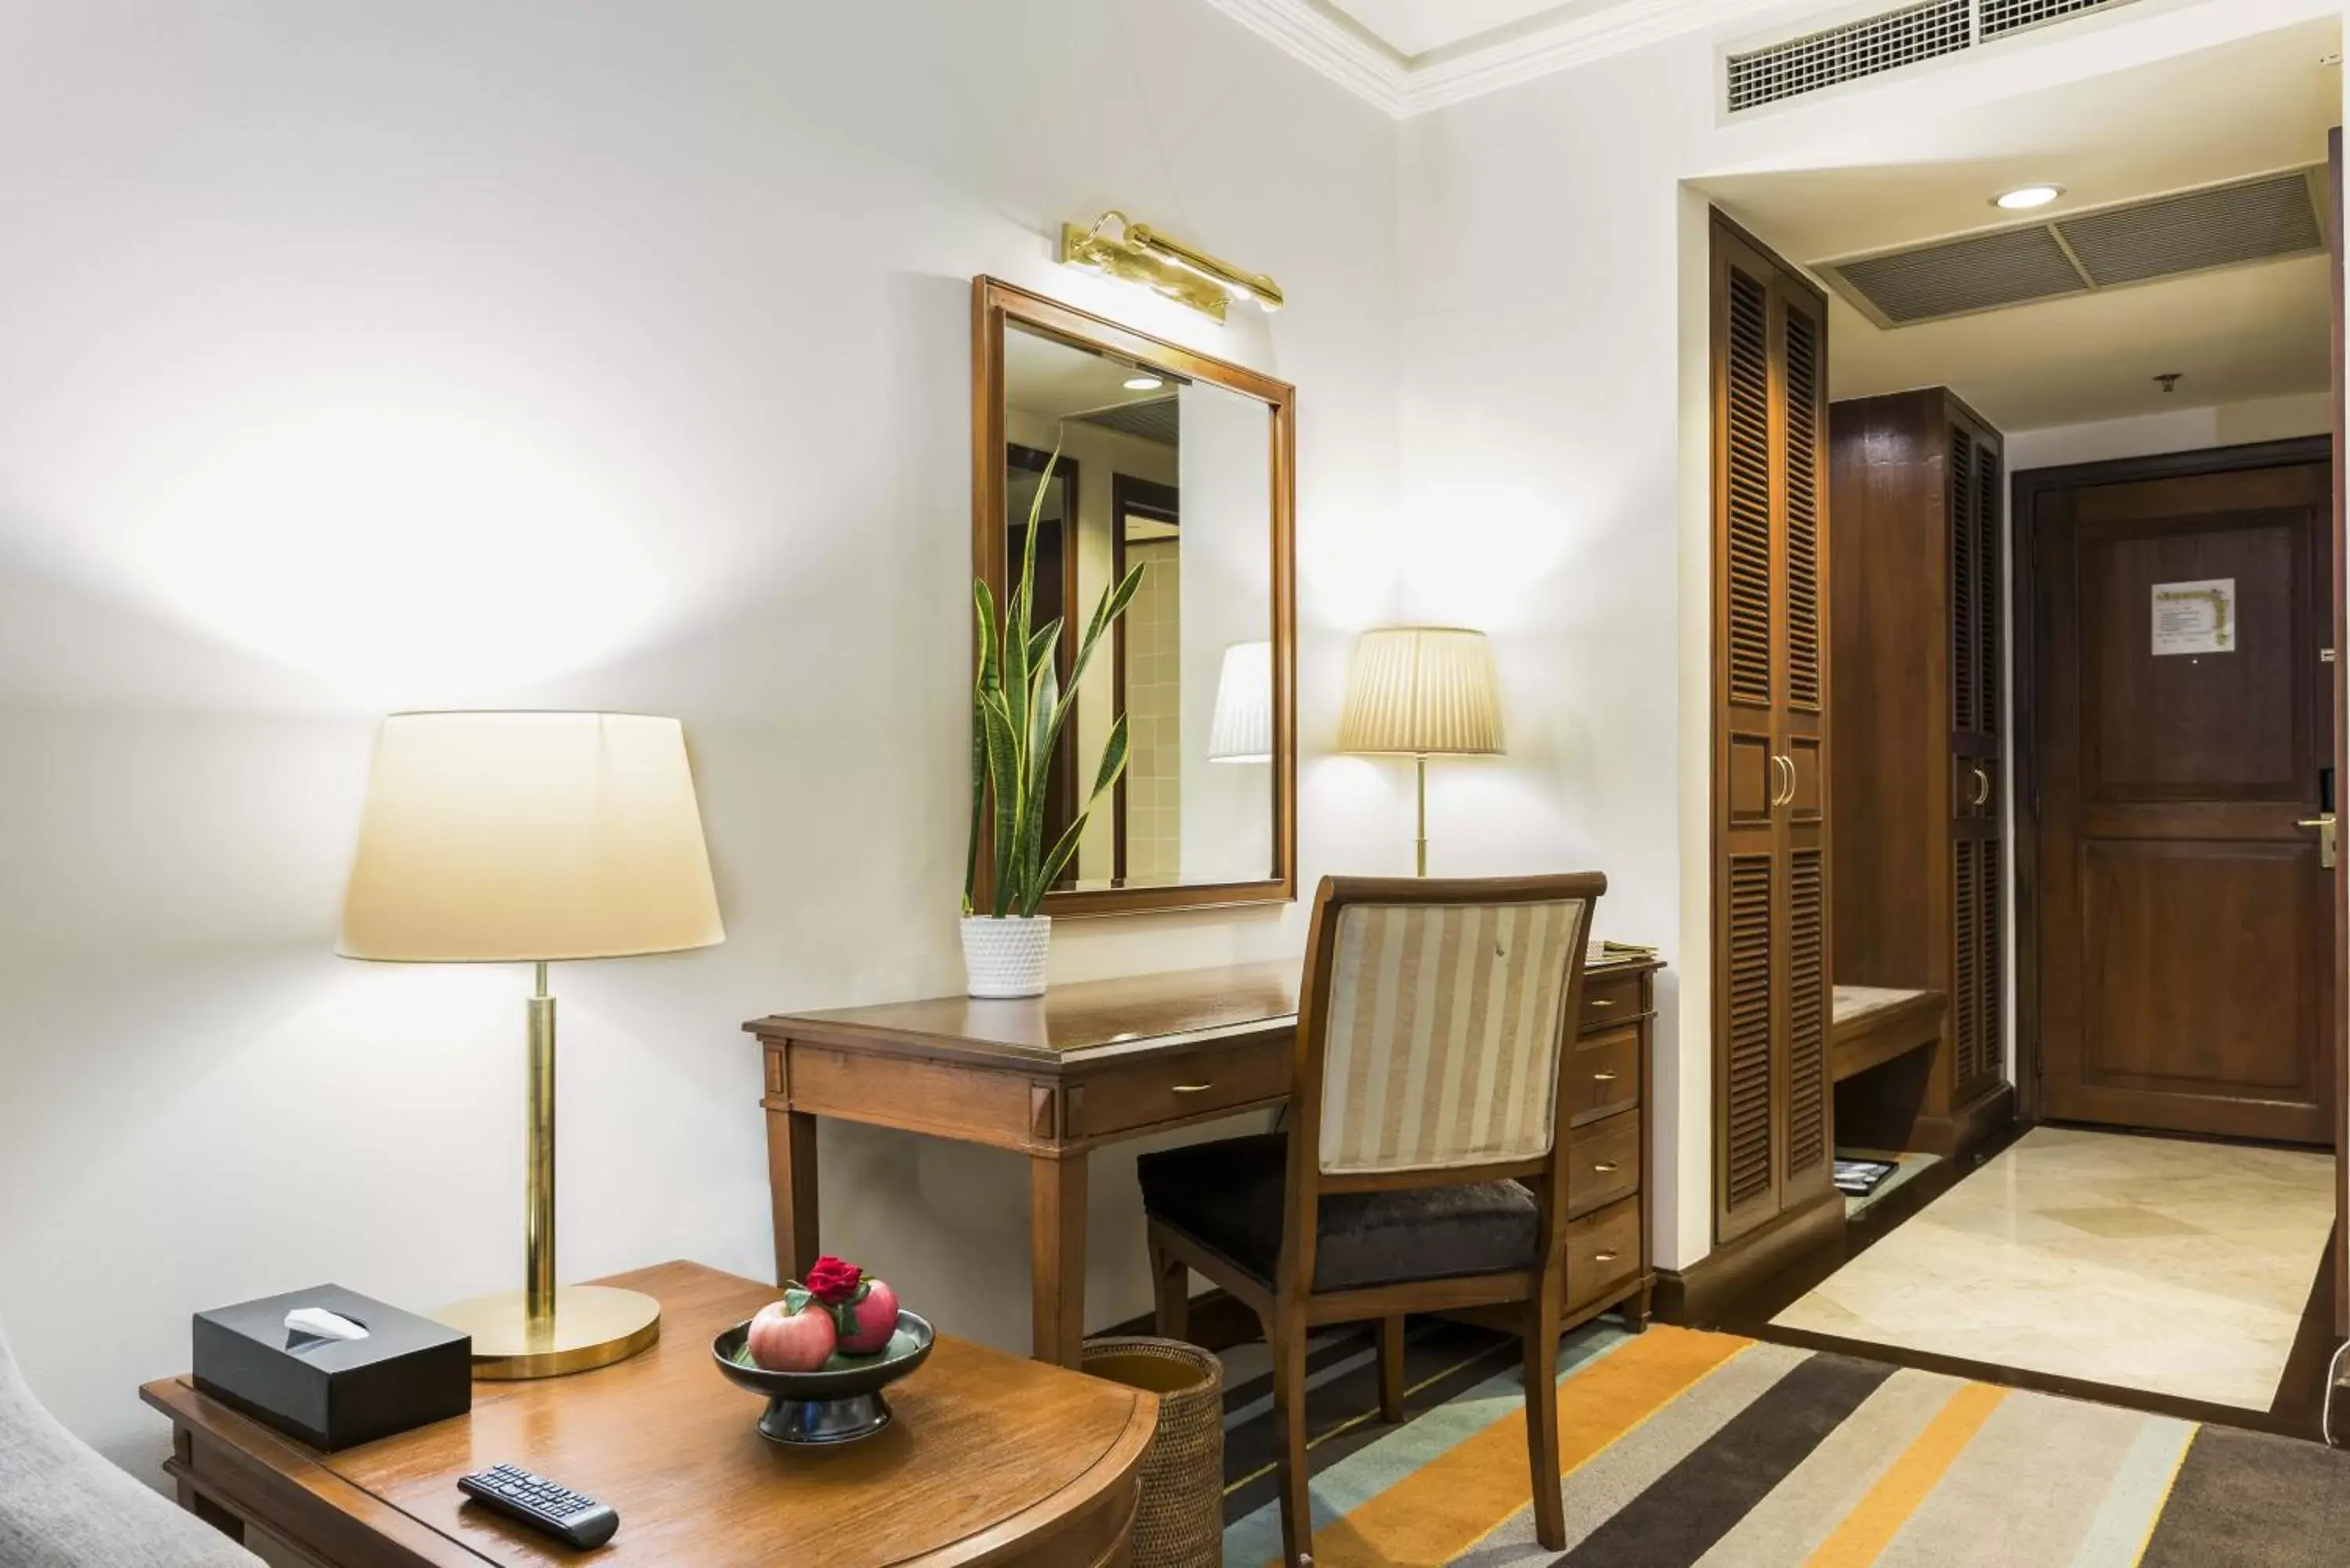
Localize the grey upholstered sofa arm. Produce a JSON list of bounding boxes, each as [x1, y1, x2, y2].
[[0, 1321, 261, 1566]]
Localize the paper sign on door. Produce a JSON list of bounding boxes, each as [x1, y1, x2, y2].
[[2151, 578, 2235, 656]]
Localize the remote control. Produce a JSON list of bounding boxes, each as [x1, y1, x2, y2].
[[457, 1462, 618, 1549]]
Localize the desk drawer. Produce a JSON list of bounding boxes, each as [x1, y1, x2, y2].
[[1565, 1196, 1642, 1310], [1566, 1111, 1641, 1217], [1565, 1028, 1640, 1126], [1067, 1044, 1289, 1139], [1578, 971, 1645, 1035]]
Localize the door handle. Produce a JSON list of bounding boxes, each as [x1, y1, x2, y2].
[[2297, 814, 2339, 870], [1969, 766, 1991, 810], [1770, 754, 1796, 807]]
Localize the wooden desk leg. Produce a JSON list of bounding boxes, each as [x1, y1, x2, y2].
[[767, 1107, 820, 1287], [1029, 1153, 1089, 1367]]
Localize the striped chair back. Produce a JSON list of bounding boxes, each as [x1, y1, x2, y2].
[[1313, 882, 1598, 1176]]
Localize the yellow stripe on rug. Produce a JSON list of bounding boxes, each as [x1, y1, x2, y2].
[[1802, 1381, 2007, 1568], [1270, 1324, 1752, 1568]]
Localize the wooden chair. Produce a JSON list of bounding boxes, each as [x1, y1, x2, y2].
[[1138, 873, 1604, 1566]]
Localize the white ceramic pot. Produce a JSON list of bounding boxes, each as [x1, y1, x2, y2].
[[960, 915, 1051, 999]]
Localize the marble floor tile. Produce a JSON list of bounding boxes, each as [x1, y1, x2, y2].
[[1772, 1126, 2332, 1410]]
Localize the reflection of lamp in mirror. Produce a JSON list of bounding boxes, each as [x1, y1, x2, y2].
[[1337, 627, 1503, 876], [340, 712, 724, 1378], [1207, 640, 1274, 764]]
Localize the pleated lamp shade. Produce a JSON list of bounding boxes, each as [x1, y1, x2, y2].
[[1336, 627, 1504, 756], [340, 712, 725, 963], [1206, 640, 1274, 763]]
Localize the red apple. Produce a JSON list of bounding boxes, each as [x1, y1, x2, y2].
[[837, 1278, 900, 1356], [746, 1294, 836, 1372]]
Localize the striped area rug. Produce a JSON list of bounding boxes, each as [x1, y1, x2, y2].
[[1217, 1318, 2350, 1566]]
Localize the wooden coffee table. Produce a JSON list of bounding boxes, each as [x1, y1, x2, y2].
[[143, 1261, 1155, 1567]]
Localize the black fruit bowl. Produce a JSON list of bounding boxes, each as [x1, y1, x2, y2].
[[710, 1310, 935, 1446]]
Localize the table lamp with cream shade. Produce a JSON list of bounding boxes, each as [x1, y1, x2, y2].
[[339, 711, 724, 1378], [1336, 627, 1504, 875]]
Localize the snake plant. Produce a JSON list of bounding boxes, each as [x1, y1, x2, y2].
[[966, 444, 1146, 918]]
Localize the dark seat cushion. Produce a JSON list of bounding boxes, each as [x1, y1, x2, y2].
[[1137, 1131, 1538, 1293]]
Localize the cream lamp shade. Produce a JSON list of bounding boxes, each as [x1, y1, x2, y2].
[[340, 711, 724, 963], [1206, 640, 1274, 763], [1336, 627, 1503, 756]]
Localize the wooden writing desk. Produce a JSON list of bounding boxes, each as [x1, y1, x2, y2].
[[144, 1262, 1154, 1568], [749, 964, 1299, 1367], [747, 952, 1662, 1367]]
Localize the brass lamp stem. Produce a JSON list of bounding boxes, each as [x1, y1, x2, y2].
[[525, 960, 555, 1328], [1415, 753, 1429, 878]]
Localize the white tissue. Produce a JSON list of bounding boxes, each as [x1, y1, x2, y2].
[[285, 1306, 370, 1342]]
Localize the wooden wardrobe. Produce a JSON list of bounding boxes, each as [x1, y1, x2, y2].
[[1828, 388, 2013, 1156], [1708, 214, 1838, 1252]]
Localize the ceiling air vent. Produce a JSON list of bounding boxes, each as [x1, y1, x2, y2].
[[1835, 227, 2085, 324], [1824, 167, 2327, 328], [2054, 173, 2325, 286], [1729, 0, 2140, 113], [1979, 0, 2131, 39]]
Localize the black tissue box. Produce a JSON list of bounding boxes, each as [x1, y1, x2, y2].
[[193, 1285, 470, 1450]]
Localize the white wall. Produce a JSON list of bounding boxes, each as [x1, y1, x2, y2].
[[0, 0, 1405, 1472], [2007, 390, 2334, 471]]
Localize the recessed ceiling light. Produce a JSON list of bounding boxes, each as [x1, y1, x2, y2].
[[1994, 184, 2065, 211], [1123, 376, 1164, 391]]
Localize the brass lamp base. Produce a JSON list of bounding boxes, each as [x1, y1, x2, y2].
[[436, 1284, 662, 1381]]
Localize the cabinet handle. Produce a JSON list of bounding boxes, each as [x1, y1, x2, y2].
[[1171, 1082, 1215, 1094], [1593, 1251, 1620, 1263], [1591, 1070, 1618, 1083], [1589, 998, 1615, 1010], [1969, 766, 1991, 808], [1592, 1161, 1620, 1174], [1770, 754, 1798, 807]]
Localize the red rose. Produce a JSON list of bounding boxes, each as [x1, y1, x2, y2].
[[804, 1255, 863, 1304]]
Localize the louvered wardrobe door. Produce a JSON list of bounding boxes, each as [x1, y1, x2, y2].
[[1950, 426, 1979, 735], [1713, 225, 1784, 1244], [1777, 292, 1833, 1207], [1974, 440, 2001, 740], [1712, 215, 1833, 1242]]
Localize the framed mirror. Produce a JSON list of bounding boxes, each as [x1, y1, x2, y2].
[[971, 276, 1296, 916]]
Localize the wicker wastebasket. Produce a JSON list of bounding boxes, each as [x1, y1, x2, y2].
[[1081, 1336, 1223, 1568]]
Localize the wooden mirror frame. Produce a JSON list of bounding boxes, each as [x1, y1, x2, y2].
[[971, 275, 1297, 916]]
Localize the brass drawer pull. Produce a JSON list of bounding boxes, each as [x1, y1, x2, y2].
[[1592, 1161, 1620, 1174], [1589, 999, 1615, 1010], [1593, 1250, 1620, 1263], [1170, 1082, 1216, 1094], [1591, 1071, 1618, 1083]]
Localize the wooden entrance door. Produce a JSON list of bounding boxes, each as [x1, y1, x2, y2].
[[2031, 457, 2336, 1143]]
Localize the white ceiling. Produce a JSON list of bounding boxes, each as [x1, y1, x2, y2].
[[1700, 16, 2341, 431], [1320, 0, 1640, 60], [1197, 0, 1792, 115]]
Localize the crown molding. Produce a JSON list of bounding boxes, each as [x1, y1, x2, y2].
[[1201, 0, 1800, 117], [1198, 0, 1410, 116]]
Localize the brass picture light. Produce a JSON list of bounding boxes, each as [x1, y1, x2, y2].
[[1058, 210, 1284, 322]]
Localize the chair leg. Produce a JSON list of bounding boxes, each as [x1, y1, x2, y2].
[[1376, 1314, 1407, 1424], [1524, 1271, 1567, 1550], [1270, 1309, 1316, 1566], [1148, 1229, 1190, 1342]]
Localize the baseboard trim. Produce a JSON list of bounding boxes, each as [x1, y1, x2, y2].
[[1654, 1190, 1845, 1328], [1915, 1081, 2016, 1160]]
